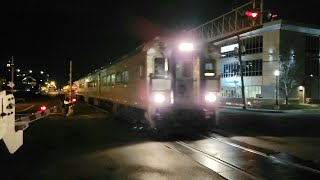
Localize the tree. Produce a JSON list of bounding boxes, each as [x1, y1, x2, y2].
[[278, 59, 303, 104]]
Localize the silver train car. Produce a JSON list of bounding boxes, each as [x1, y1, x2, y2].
[[74, 36, 220, 130]]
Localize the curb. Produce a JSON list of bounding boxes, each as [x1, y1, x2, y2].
[[220, 106, 284, 113]]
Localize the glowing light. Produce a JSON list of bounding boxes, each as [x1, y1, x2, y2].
[[40, 105, 47, 111], [16, 69, 20, 72], [205, 92, 217, 103], [71, 98, 76, 103], [153, 93, 166, 104], [221, 44, 238, 53], [245, 10, 258, 18], [40, 71, 44, 74], [29, 70, 32, 73], [178, 43, 194, 51], [274, 70, 280, 76], [204, 73, 215, 77]]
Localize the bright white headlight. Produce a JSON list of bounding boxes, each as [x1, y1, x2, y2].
[[153, 93, 166, 104], [178, 42, 194, 51], [205, 92, 216, 103]]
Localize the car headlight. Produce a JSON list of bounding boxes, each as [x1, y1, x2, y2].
[[153, 93, 166, 104], [205, 92, 216, 103]]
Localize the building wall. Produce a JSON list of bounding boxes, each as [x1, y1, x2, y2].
[[219, 20, 320, 104]]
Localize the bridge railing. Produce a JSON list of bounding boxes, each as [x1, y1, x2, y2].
[[188, 0, 263, 43]]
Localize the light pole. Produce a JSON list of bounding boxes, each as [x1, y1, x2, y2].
[[274, 70, 280, 106]]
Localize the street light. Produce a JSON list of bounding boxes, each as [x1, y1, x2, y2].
[[274, 70, 280, 105]]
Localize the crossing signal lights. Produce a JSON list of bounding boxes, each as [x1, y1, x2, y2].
[[245, 10, 259, 20], [264, 10, 279, 22]]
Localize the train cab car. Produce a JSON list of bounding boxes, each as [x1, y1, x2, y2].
[[74, 36, 220, 132]]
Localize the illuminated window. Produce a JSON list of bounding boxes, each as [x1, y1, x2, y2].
[[221, 59, 262, 78], [107, 75, 111, 85], [116, 73, 122, 83], [111, 74, 116, 85], [122, 71, 129, 84], [220, 35, 263, 58], [102, 76, 107, 86], [245, 86, 262, 98]]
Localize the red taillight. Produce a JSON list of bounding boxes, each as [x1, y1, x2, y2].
[[71, 98, 76, 103], [40, 105, 47, 111]]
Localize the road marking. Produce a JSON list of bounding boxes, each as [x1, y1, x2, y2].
[[17, 105, 34, 112]]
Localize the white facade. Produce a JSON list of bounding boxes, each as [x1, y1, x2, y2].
[[216, 20, 320, 104]]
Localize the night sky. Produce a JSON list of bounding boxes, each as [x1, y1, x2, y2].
[[0, 0, 318, 85]]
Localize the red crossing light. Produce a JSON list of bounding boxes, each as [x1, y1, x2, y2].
[[71, 98, 76, 103], [40, 105, 47, 112], [245, 10, 259, 19]]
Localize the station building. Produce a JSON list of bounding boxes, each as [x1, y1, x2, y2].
[[216, 19, 320, 104]]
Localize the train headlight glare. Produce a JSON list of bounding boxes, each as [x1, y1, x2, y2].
[[178, 42, 194, 51], [153, 93, 166, 104], [205, 92, 216, 103]]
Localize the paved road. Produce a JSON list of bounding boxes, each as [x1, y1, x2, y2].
[[1, 102, 224, 180]]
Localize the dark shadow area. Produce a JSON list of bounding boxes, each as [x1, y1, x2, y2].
[[0, 102, 150, 179], [213, 110, 320, 138]]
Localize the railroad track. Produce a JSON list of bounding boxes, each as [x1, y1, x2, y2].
[[165, 132, 320, 180]]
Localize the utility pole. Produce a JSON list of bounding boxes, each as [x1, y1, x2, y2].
[[237, 35, 246, 109], [11, 56, 14, 84], [69, 60, 72, 100]]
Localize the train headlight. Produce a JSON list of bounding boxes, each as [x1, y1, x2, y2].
[[205, 92, 217, 103], [153, 93, 166, 104], [178, 42, 194, 52]]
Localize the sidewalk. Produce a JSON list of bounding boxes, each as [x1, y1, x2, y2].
[[220, 105, 285, 113], [221, 105, 320, 113]]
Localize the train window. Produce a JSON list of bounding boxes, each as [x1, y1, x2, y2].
[[205, 63, 213, 70], [102, 76, 107, 86], [111, 74, 116, 85], [122, 71, 129, 84], [107, 75, 111, 85], [154, 58, 165, 75], [116, 73, 122, 83]]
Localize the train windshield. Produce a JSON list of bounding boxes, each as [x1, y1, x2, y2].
[[154, 58, 166, 75]]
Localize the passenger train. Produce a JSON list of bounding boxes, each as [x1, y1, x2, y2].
[[74, 36, 221, 132]]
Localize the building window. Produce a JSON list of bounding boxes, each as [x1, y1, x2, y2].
[[220, 35, 263, 58], [221, 59, 262, 78], [245, 86, 261, 98]]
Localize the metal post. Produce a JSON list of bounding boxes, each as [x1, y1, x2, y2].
[[276, 76, 279, 105], [11, 56, 14, 93], [238, 35, 246, 109]]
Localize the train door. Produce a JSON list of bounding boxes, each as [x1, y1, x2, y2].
[[174, 59, 196, 107]]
